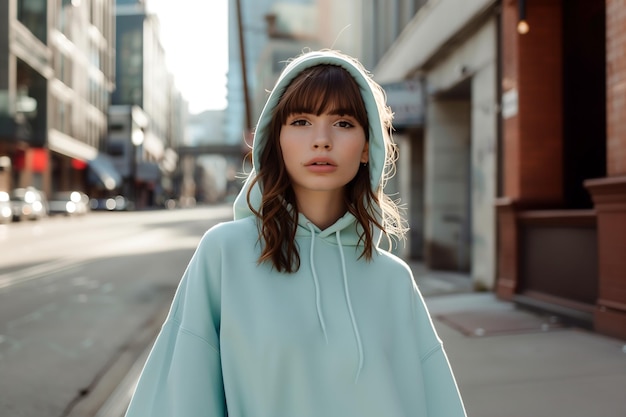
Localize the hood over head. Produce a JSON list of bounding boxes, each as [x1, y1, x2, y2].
[[233, 49, 391, 244]]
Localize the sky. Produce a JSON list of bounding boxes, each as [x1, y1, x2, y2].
[[147, 0, 229, 114]]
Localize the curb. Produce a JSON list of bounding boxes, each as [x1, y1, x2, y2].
[[64, 306, 169, 417], [93, 343, 151, 417]]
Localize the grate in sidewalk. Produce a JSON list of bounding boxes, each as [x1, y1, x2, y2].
[[436, 309, 565, 337]]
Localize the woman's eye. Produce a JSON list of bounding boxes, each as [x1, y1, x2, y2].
[[290, 119, 309, 126], [336, 120, 354, 128]]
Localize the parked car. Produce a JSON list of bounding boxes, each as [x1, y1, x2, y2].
[[10, 187, 48, 221], [48, 191, 90, 216], [0, 191, 12, 224], [89, 195, 131, 211]]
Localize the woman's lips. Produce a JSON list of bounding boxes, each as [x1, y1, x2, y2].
[[305, 158, 337, 172]]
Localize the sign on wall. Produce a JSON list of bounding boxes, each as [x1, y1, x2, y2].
[[502, 88, 518, 119], [381, 79, 425, 128]]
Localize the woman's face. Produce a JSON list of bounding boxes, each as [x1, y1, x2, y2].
[[279, 111, 368, 201]]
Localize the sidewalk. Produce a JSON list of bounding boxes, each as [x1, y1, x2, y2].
[[408, 261, 626, 417]]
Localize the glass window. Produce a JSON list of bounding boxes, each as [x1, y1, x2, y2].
[[18, 0, 48, 42], [107, 142, 125, 156]]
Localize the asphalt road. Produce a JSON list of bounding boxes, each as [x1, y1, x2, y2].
[[0, 204, 233, 417]]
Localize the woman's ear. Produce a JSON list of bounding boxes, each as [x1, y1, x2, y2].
[[360, 142, 369, 163]]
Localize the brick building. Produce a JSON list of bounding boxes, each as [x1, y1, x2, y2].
[[496, 0, 626, 340], [587, 0, 626, 338]]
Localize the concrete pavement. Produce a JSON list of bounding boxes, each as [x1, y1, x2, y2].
[[89, 260, 626, 417], [410, 261, 626, 417]]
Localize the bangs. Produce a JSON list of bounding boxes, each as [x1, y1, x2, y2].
[[275, 65, 369, 134]]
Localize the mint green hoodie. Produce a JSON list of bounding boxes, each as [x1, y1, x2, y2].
[[124, 50, 466, 417]]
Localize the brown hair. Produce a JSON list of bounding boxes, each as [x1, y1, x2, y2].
[[248, 61, 405, 272]]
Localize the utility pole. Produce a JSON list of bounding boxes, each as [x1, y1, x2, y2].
[[235, 0, 252, 137]]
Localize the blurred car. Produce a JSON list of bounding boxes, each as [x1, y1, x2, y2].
[[48, 191, 90, 216], [10, 187, 48, 221], [89, 195, 131, 211], [0, 191, 12, 224]]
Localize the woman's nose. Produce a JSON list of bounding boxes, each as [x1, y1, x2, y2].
[[312, 126, 332, 149]]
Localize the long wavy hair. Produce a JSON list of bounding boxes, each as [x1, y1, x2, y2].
[[248, 59, 406, 273]]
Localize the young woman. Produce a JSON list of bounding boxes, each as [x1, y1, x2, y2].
[[124, 49, 466, 417]]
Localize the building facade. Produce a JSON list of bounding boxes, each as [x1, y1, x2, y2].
[[0, 0, 120, 197], [112, 0, 182, 208], [375, 0, 499, 288], [376, 0, 625, 339], [585, 0, 626, 340], [494, 0, 625, 340]]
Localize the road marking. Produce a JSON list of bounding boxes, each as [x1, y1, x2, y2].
[[0, 228, 173, 290], [0, 259, 84, 290]]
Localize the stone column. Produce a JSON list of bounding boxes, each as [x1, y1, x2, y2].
[[585, 177, 626, 339]]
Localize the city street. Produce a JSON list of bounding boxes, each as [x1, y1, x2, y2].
[[2, 204, 625, 417], [0, 205, 232, 417]]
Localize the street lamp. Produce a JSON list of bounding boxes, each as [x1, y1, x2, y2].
[[517, 0, 529, 34]]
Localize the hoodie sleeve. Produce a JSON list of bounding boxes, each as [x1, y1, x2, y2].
[[412, 285, 467, 417], [124, 230, 226, 417]]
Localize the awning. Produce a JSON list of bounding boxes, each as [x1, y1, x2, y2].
[[48, 130, 98, 160], [88, 154, 122, 190], [48, 129, 122, 190]]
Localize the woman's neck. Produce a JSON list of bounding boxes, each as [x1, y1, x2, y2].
[[295, 191, 345, 230]]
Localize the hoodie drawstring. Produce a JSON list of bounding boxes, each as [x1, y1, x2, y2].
[[307, 223, 364, 383], [308, 223, 328, 344], [336, 230, 364, 383]]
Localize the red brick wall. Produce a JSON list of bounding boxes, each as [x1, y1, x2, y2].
[[502, 2, 521, 198], [583, 0, 626, 340], [606, 0, 626, 176], [501, 0, 563, 205]]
